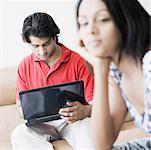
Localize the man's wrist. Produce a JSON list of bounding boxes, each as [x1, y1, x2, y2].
[[84, 104, 92, 117]]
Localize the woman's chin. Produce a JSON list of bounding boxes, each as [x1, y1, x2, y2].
[[88, 49, 106, 57]]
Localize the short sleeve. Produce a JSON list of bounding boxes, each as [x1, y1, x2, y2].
[[142, 51, 151, 132], [77, 57, 94, 102], [16, 61, 28, 101]]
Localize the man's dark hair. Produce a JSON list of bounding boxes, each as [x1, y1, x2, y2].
[[22, 12, 60, 44], [76, 0, 150, 62]]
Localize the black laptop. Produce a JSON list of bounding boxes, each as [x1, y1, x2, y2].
[[19, 80, 88, 126]]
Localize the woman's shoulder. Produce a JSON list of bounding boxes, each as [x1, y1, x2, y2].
[[141, 50, 151, 133], [142, 50, 151, 95], [142, 50, 151, 73], [143, 50, 151, 65]]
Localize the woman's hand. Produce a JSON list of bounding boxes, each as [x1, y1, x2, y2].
[[75, 46, 111, 71], [59, 102, 91, 123]]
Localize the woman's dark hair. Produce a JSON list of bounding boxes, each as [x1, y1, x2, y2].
[[22, 12, 60, 44], [76, 0, 151, 62]]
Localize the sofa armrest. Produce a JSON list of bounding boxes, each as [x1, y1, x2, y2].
[[0, 67, 17, 106]]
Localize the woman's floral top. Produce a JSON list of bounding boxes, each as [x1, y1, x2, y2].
[[110, 51, 151, 133]]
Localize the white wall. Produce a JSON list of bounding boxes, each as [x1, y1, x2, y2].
[[138, 0, 151, 15], [0, 0, 78, 67], [0, 0, 150, 67]]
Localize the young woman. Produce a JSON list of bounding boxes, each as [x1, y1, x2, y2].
[[76, 0, 151, 149]]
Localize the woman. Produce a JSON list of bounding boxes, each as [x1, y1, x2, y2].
[[76, 0, 151, 149]]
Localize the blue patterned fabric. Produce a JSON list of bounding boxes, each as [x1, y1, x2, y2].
[[110, 51, 151, 133], [113, 138, 151, 150], [110, 51, 151, 149]]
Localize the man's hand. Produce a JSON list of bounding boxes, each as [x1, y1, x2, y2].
[[58, 101, 91, 123]]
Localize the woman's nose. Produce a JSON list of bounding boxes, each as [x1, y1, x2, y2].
[[87, 21, 98, 34]]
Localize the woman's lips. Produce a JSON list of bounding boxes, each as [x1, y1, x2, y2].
[[88, 40, 101, 47]]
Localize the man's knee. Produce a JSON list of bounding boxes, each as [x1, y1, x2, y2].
[[11, 124, 27, 141]]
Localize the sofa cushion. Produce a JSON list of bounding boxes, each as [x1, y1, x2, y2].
[[0, 67, 17, 106], [0, 142, 12, 150], [52, 140, 72, 150], [124, 112, 133, 122], [0, 104, 23, 144], [116, 121, 151, 144]]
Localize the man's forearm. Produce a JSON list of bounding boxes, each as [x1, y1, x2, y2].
[[85, 104, 92, 117]]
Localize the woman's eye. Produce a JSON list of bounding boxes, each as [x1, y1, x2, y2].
[[78, 17, 88, 26], [96, 18, 110, 23], [79, 22, 88, 26]]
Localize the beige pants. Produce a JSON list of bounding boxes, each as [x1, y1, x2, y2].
[[11, 117, 95, 150]]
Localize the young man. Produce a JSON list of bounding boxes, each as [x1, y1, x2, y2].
[[11, 12, 94, 150]]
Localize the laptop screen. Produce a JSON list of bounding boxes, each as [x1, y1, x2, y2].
[[19, 80, 86, 125]]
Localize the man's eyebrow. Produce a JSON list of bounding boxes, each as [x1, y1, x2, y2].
[[41, 39, 51, 45], [44, 39, 51, 44]]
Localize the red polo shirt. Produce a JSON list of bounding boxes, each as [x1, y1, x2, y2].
[[16, 44, 94, 102]]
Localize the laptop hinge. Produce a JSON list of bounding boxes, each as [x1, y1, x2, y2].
[[25, 114, 61, 126]]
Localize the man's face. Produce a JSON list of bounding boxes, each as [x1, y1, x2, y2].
[[29, 36, 56, 61]]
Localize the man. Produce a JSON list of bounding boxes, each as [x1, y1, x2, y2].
[[11, 12, 94, 150]]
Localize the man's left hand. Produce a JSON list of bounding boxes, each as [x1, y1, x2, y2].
[[58, 101, 91, 123]]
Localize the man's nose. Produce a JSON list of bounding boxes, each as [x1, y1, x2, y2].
[[39, 46, 46, 55]]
